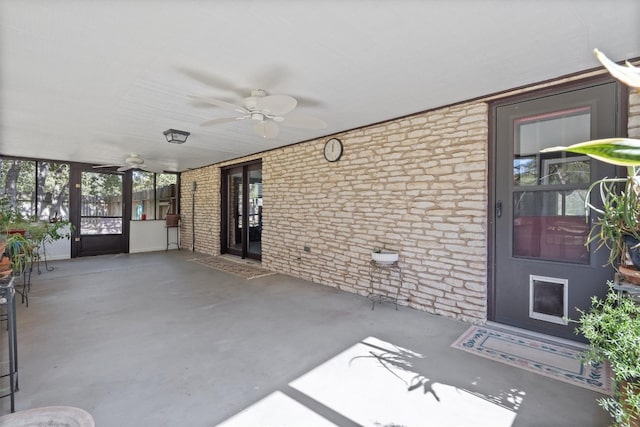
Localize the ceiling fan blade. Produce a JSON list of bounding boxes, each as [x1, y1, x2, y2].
[[253, 95, 297, 116], [178, 68, 247, 97], [250, 65, 288, 90], [188, 95, 248, 113], [290, 95, 324, 108], [280, 112, 327, 129], [141, 165, 165, 174], [200, 117, 244, 127], [117, 165, 134, 172], [92, 164, 119, 169], [253, 120, 279, 139]]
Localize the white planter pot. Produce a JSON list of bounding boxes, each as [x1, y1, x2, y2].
[[371, 251, 398, 264]]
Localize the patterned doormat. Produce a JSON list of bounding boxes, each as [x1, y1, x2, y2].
[[189, 256, 275, 280], [451, 325, 613, 395]]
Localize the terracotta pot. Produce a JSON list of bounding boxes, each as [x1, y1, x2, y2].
[[0, 245, 11, 278], [0, 256, 10, 272], [619, 265, 640, 285], [619, 380, 640, 427], [165, 214, 180, 227]]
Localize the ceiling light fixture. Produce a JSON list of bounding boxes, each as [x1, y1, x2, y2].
[[163, 129, 190, 144]]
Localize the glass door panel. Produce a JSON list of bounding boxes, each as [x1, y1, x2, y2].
[[226, 169, 243, 255], [512, 108, 592, 264], [80, 172, 123, 235], [247, 166, 262, 258], [222, 162, 262, 260]]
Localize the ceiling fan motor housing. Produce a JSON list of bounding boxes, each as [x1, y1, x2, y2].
[[125, 154, 144, 165]]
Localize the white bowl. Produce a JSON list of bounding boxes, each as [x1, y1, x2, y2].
[[371, 251, 399, 264]]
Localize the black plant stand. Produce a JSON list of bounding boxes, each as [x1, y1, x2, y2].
[[613, 273, 640, 303], [0, 276, 18, 413], [368, 260, 402, 310], [166, 225, 180, 251]]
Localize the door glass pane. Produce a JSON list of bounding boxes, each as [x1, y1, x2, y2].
[[514, 107, 591, 186], [80, 172, 123, 235], [514, 190, 589, 263], [227, 170, 243, 252], [512, 107, 591, 264], [248, 168, 262, 256]]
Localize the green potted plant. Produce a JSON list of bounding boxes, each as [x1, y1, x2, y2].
[[576, 284, 640, 427], [0, 196, 31, 276], [542, 49, 640, 279], [3, 230, 33, 277], [543, 48, 640, 426], [0, 195, 29, 235], [22, 219, 73, 270], [582, 169, 640, 280], [26, 218, 74, 244]]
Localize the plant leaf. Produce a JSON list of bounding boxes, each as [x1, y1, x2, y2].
[[541, 138, 640, 166], [594, 49, 640, 88]]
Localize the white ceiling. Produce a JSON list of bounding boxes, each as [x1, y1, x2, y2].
[[1, 1, 639, 172]]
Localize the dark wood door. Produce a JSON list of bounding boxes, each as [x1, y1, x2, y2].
[[72, 169, 128, 257], [492, 80, 620, 340]]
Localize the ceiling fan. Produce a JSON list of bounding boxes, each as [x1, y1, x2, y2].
[[191, 89, 327, 139], [93, 153, 164, 173]]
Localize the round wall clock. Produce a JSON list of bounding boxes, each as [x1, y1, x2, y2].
[[324, 138, 343, 162]]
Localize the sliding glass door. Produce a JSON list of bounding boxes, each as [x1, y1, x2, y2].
[[222, 161, 262, 260]]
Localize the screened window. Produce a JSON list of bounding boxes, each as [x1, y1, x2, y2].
[[0, 158, 70, 221], [157, 174, 178, 219], [131, 171, 178, 220], [132, 171, 154, 220], [38, 162, 71, 220]]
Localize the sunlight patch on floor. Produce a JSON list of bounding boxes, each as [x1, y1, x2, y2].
[[216, 336, 521, 427], [216, 391, 337, 427], [291, 337, 518, 427]]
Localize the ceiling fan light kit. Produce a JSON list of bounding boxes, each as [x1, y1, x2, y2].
[[163, 129, 190, 144], [193, 87, 327, 139], [93, 153, 164, 174]]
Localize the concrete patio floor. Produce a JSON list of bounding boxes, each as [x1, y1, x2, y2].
[[0, 251, 609, 426]]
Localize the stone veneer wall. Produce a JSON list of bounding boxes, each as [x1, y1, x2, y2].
[[179, 87, 637, 324], [181, 85, 640, 321], [179, 153, 263, 256], [630, 90, 640, 139], [181, 101, 489, 323]]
